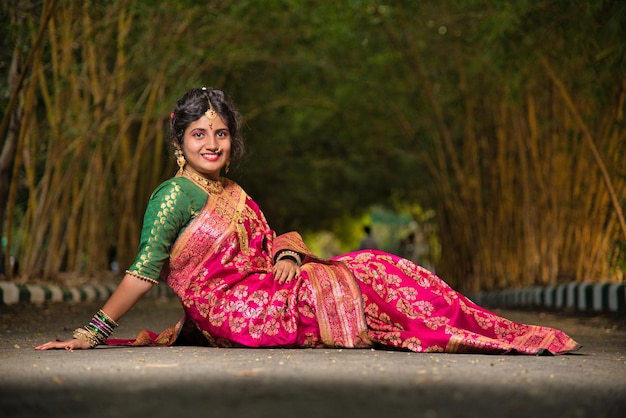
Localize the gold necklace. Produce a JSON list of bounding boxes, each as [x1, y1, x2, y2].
[[183, 169, 248, 254], [181, 170, 224, 194]]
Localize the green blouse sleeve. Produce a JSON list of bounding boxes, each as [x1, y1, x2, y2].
[[126, 178, 207, 283]]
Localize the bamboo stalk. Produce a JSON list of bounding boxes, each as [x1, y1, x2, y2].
[[0, 0, 59, 153], [539, 55, 626, 242]]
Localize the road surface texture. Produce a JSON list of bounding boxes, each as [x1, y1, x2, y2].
[[1, 297, 625, 418]]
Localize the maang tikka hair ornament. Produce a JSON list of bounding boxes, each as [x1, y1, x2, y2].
[[204, 97, 217, 129]]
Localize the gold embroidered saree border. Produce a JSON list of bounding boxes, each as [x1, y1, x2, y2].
[[273, 231, 371, 348], [444, 324, 582, 355], [169, 179, 242, 263], [303, 261, 372, 348], [272, 231, 313, 260]]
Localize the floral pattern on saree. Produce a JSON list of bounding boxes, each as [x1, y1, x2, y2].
[[333, 251, 580, 354]]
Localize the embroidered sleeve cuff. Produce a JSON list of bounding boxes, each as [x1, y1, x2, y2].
[[125, 270, 159, 285]]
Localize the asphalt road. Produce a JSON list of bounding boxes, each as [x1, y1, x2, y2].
[[1, 297, 625, 418]]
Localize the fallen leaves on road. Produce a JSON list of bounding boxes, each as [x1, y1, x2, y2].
[[144, 363, 180, 368], [229, 368, 263, 377]]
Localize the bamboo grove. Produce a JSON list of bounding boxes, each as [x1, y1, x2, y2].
[[1, 0, 624, 293]]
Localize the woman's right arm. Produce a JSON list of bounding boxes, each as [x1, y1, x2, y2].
[[35, 179, 196, 350], [34, 274, 154, 350]]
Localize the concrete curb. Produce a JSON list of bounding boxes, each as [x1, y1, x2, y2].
[[2, 280, 624, 314], [0, 281, 175, 305], [469, 282, 626, 313]]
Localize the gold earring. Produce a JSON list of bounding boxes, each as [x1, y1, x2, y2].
[[175, 149, 186, 174], [225, 160, 231, 174]]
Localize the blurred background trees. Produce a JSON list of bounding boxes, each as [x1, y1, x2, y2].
[[1, 0, 624, 292]]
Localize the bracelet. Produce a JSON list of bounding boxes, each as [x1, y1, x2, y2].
[[73, 327, 100, 348], [96, 309, 120, 328], [276, 250, 302, 266], [73, 309, 119, 348]]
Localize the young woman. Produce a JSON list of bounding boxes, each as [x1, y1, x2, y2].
[[36, 87, 580, 355]]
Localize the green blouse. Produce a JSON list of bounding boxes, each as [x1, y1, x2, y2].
[[126, 177, 208, 283]]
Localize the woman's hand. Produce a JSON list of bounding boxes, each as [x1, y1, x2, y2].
[[273, 259, 301, 285], [35, 338, 92, 351]]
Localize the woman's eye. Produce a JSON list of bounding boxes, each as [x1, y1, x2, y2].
[[193, 132, 204, 138]]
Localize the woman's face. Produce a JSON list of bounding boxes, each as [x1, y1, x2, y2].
[[180, 113, 231, 180]]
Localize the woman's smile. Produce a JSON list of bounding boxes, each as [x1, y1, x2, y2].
[[200, 149, 222, 161]]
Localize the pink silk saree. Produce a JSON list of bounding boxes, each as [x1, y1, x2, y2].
[[110, 179, 580, 355]]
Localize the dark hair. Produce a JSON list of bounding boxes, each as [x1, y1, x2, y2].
[[169, 87, 245, 164]]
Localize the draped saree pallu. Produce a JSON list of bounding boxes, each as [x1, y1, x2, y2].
[[109, 179, 371, 349], [109, 179, 580, 355]]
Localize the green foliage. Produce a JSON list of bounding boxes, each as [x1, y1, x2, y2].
[[1, 0, 624, 286]]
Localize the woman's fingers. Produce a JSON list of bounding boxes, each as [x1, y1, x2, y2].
[[273, 260, 300, 284], [34, 340, 66, 350], [34, 338, 91, 350], [276, 267, 291, 284]]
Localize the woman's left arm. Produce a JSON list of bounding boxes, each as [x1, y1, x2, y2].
[[271, 231, 314, 285]]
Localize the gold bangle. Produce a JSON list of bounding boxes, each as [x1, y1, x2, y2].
[[73, 327, 99, 348]]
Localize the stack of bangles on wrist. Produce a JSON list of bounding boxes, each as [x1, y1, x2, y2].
[[275, 250, 302, 266], [73, 309, 119, 348]]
